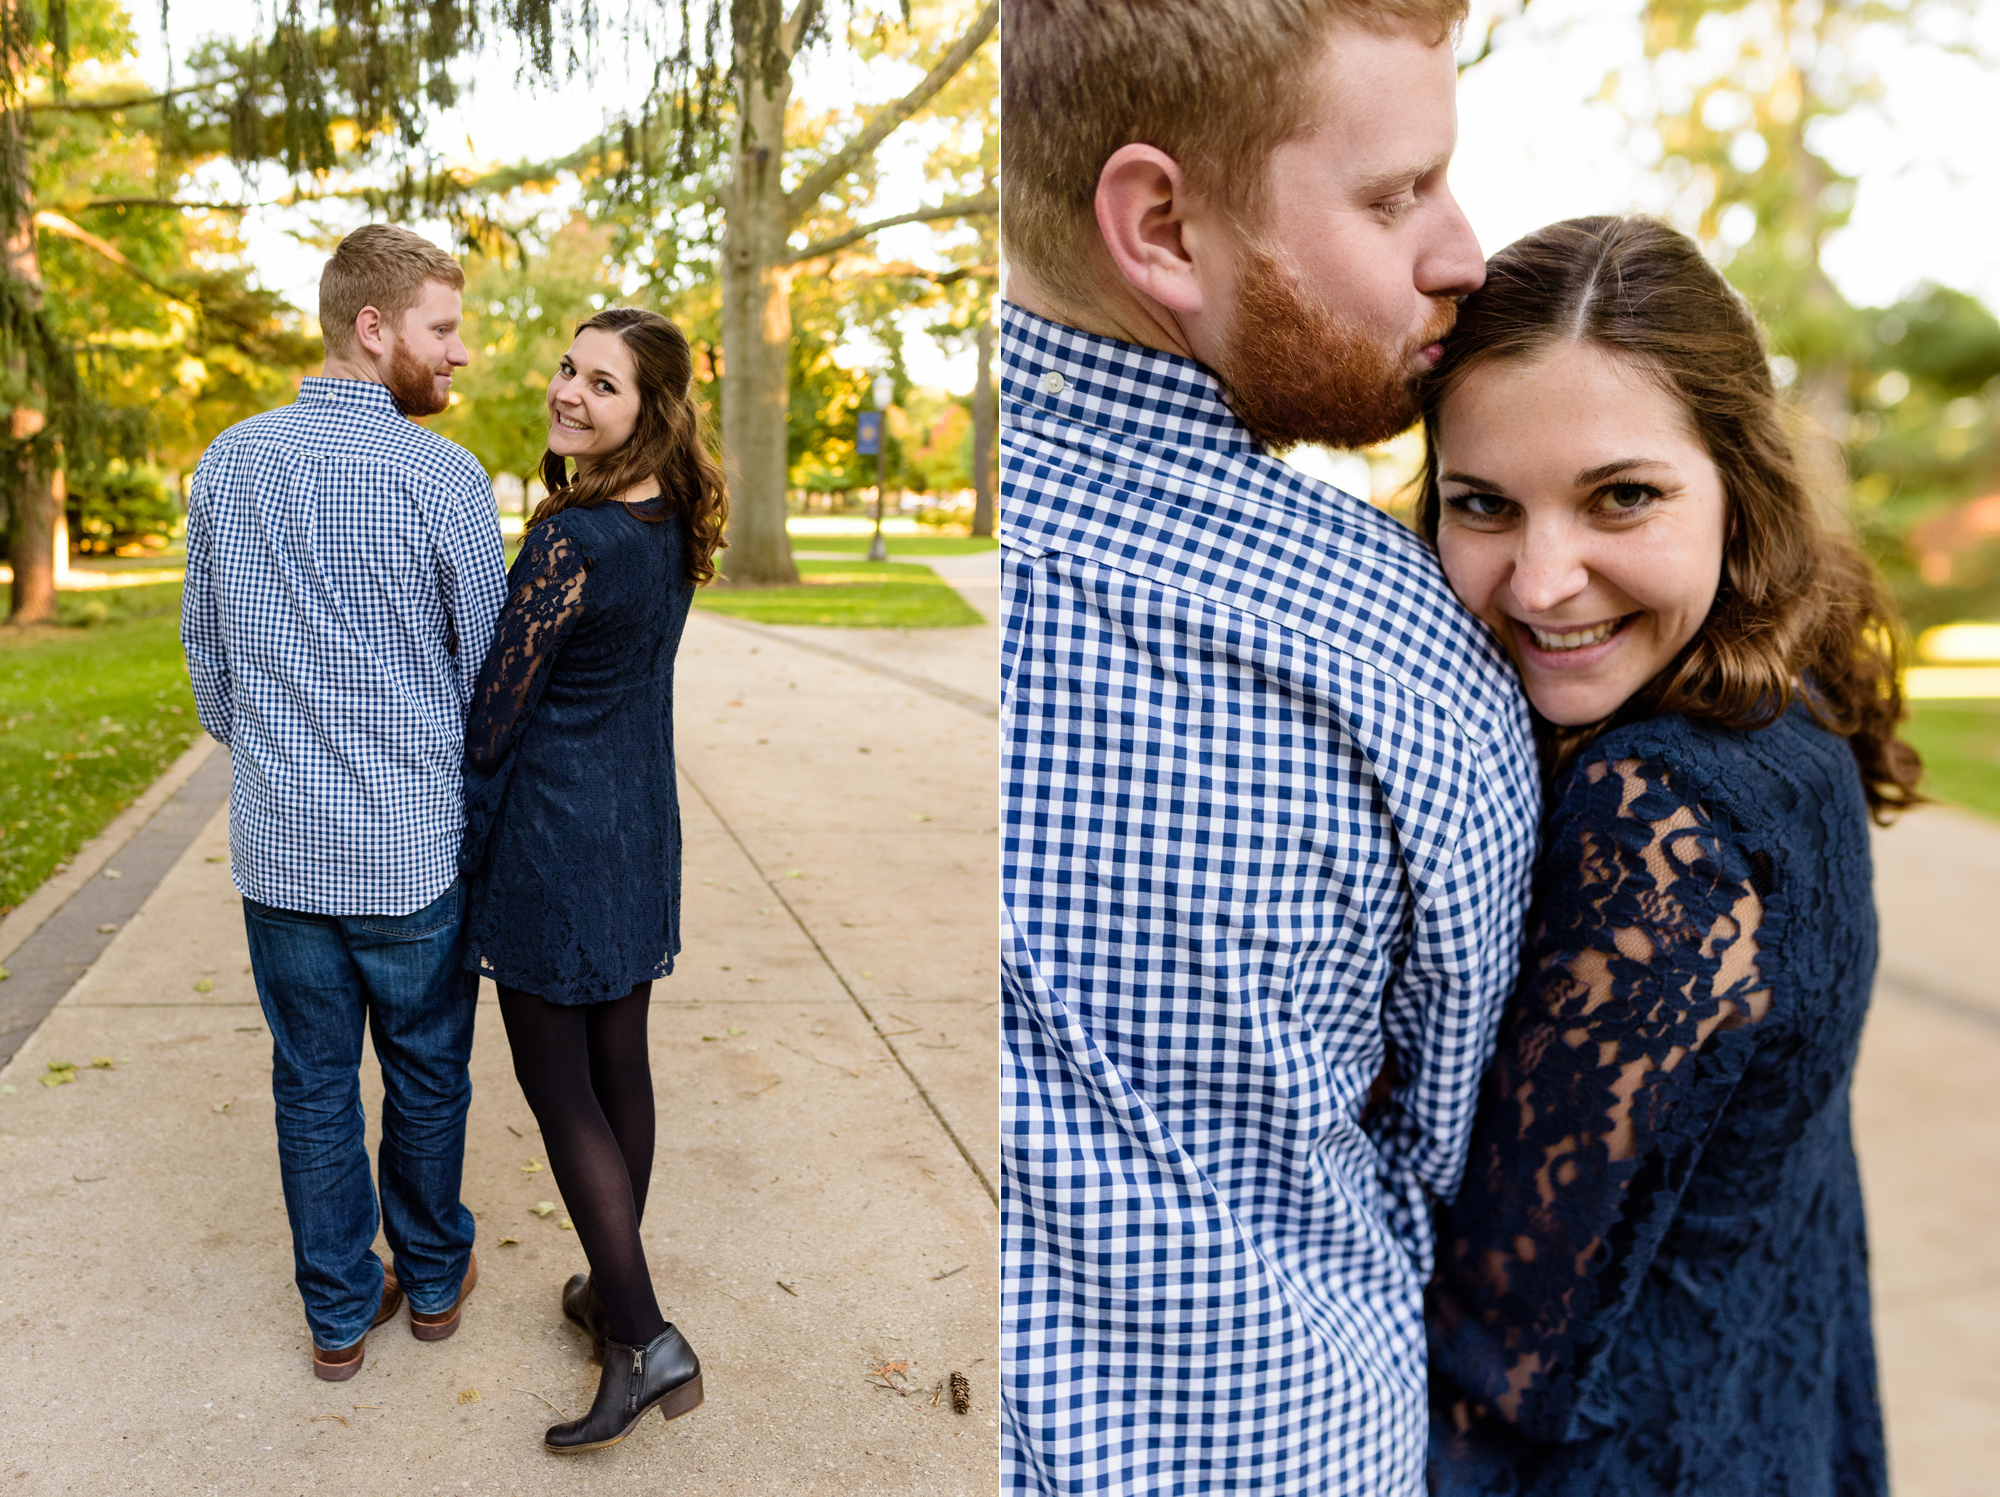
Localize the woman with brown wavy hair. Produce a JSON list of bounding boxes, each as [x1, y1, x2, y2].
[[457, 306, 726, 1452], [1414, 217, 1917, 1494]]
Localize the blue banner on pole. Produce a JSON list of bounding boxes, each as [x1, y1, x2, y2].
[[856, 410, 883, 455]]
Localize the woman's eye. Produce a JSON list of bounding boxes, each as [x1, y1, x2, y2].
[[1599, 483, 1659, 513], [1445, 491, 1510, 519]]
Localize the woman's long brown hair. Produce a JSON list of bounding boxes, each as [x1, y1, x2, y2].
[[1417, 215, 1921, 819], [531, 307, 728, 586]]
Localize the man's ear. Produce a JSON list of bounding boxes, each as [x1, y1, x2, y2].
[[353, 306, 387, 359], [1094, 144, 1207, 317]]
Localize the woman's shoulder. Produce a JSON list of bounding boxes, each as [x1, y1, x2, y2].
[[1559, 703, 1854, 831]]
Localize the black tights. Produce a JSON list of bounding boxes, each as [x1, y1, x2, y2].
[[497, 981, 667, 1347]]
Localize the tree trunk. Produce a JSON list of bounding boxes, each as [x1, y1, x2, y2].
[[2, 95, 58, 623], [718, 11, 800, 586], [970, 317, 994, 538], [8, 452, 57, 623]]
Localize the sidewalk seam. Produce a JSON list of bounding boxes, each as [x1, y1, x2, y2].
[[679, 765, 999, 1207], [694, 610, 999, 720]]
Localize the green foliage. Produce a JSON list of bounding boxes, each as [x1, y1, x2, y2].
[[694, 557, 981, 627], [65, 462, 177, 553], [0, 579, 202, 910]]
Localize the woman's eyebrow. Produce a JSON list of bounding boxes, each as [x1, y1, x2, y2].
[[1440, 471, 1507, 493], [1574, 458, 1668, 485]]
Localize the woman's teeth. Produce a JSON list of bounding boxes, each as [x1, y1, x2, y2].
[[1527, 618, 1622, 652], [555, 414, 589, 431]]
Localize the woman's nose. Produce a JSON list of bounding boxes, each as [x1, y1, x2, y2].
[[1507, 529, 1590, 616]]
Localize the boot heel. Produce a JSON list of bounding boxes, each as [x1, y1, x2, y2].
[[658, 1371, 704, 1423]]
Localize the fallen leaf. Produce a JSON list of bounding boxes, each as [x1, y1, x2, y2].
[[212, 1099, 233, 1113], [97, 923, 118, 934], [40, 1072, 74, 1089], [521, 1158, 544, 1174], [700, 1035, 719, 1042], [0, 966, 10, 980], [0, 1085, 15, 1095], [908, 813, 934, 823], [457, 1389, 480, 1404], [193, 978, 214, 993], [204, 855, 228, 864], [102, 869, 121, 879], [557, 1216, 574, 1231], [529, 1201, 557, 1218], [726, 1025, 745, 1037], [497, 1237, 520, 1247], [89, 1057, 114, 1070], [860, 970, 874, 979], [785, 869, 804, 879]]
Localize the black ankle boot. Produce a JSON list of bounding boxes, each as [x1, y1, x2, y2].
[[560, 1273, 609, 1353], [543, 1323, 703, 1453]]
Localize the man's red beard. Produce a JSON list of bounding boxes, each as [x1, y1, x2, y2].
[[1216, 251, 1456, 451], [385, 337, 451, 417]]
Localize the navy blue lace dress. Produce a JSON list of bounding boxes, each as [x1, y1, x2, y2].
[[1427, 705, 1886, 1496], [458, 498, 692, 1004]]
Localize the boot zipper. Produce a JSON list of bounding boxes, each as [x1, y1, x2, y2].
[[629, 1347, 644, 1413]]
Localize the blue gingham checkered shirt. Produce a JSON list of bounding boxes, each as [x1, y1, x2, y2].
[[181, 377, 508, 916], [1000, 305, 1540, 1495]]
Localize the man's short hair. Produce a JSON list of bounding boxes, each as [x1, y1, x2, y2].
[[318, 224, 465, 359], [1002, 0, 1468, 308]]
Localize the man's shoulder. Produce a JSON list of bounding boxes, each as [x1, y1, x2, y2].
[[1007, 431, 1523, 736], [200, 397, 488, 493]]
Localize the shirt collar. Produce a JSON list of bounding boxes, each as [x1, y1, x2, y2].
[[296, 375, 407, 416], [1000, 302, 1260, 455]]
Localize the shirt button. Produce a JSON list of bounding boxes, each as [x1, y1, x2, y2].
[[1041, 371, 1066, 396]]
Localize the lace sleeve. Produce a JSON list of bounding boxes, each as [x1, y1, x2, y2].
[[464, 522, 590, 774], [1428, 753, 1772, 1446]]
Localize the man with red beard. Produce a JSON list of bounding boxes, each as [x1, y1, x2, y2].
[[999, 3, 1540, 1492], [181, 225, 506, 1380]]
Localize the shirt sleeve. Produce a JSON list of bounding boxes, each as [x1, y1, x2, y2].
[[436, 464, 509, 711], [1426, 752, 1773, 1446], [1362, 736, 1539, 1274], [179, 461, 232, 747], [464, 520, 590, 773]]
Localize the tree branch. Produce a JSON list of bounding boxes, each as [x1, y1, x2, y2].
[[783, 0, 997, 224], [53, 197, 251, 212], [31, 211, 189, 305], [26, 73, 249, 114], [780, 194, 995, 266]]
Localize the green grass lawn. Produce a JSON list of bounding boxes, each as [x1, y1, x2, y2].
[[696, 558, 985, 628], [785, 533, 998, 556], [1904, 699, 2000, 821], [0, 580, 204, 912]]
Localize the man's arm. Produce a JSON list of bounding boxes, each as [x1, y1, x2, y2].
[[436, 462, 509, 709], [1366, 741, 1539, 1275], [179, 464, 233, 746]]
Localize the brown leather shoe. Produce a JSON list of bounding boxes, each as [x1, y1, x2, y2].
[[409, 1251, 478, 1341], [311, 1263, 404, 1381]]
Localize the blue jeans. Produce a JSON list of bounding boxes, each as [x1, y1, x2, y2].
[[242, 879, 479, 1350]]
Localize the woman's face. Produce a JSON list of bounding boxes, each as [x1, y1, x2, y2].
[[1433, 341, 1728, 727], [547, 327, 641, 466]]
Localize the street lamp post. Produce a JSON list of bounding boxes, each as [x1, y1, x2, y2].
[[868, 373, 894, 563]]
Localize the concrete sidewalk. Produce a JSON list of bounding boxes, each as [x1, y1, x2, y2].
[[1855, 802, 2000, 1497], [0, 609, 997, 1494]]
